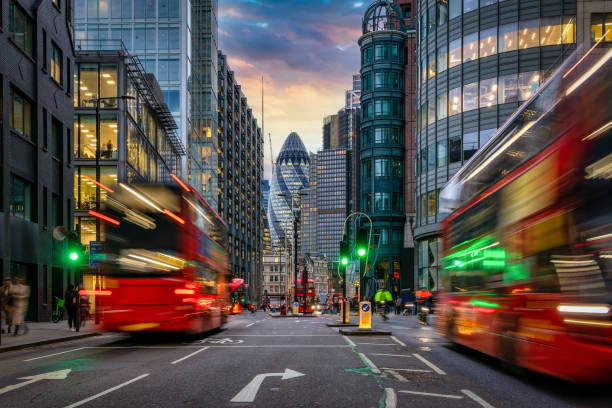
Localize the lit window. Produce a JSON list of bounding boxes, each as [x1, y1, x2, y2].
[[51, 43, 63, 84], [463, 33, 478, 62], [480, 27, 497, 58], [449, 87, 461, 116], [437, 44, 448, 73], [463, 82, 478, 111], [499, 22, 518, 52], [540, 16, 562, 45], [479, 77, 497, 108], [9, 1, 34, 57], [9, 88, 32, 141], [449, 38, 462, 68], [421, 58, 427, 84], [498, 73, 518, 104], [518, 71, 540, 101], [590, 13, 612, 43], [437, 93, 447, 120], [519, 19, 539, 49], [428, 51, 436, 78], [562, 16, 577, 43], [427, 191, 437, 217]]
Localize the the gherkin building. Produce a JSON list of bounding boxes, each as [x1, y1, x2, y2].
[[268, 132, 311, 250]]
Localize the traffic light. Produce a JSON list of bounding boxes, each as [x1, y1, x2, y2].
[[339, 239, 349, 266], [356, 226, 369, 258], [67, 233, 86, 264]]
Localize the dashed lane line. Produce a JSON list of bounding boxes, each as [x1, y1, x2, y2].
[[385, 369, 408, 382], [170, 346, 209, 365], [390, 336, 406, 347], [343, 336, 357, 347], [371, 353, 411, 358], [63, 373, 150, 408], [385, 388, 397, 408], [358, 352, 381, 374], [357, 343, 395, 346], [398, 390, 463, 399], [24, 348, 86, 362], [412, 353, 446, 375], [246, 323, 255, 327], [461, 389, 495, 408], [381, 368, 431, 373]]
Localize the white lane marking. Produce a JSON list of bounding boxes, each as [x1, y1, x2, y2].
[[390, 336, 406, 346], [246, 323, 255, 327], [385, 370, 407, 382], [371, 353, 411, 358], [214, 334, 338, 337], [0, 369, 71, 395], [381, 368, 431, 372], [357, 343, 395, 346], [83, 345, 351, 349], [412, 353, 446, 375], [24, 348, 85, 362], [231, 368, 305, 403], [64, 373, 150, 408], [461, 389, 495, 408], [385, 388, 397, 408], [170, 346, 209, 365], [398, 390, 463, 399], [359, 352, 381, 374], [343, 336, 357, 347]]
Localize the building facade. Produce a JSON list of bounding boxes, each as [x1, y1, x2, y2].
[[1, 0, 75, 321], [268, 132, 310, 251], [73, 0, 219, 200], [217, 51, 264, 300], [359, 1, 409, 296], [73, 42, 184, 248], [262, 179, 272, 253], [262, 253, 288, 305], [345, 73, 362, 109], [414, 0, 579, 291], [301, 152, 318, 257]]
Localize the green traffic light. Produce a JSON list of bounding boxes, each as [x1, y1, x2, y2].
[[69, 252, 79, 261], [341, 257, 348, 265], [357, 247, 366, 257]]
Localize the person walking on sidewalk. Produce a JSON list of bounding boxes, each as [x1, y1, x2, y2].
[[65, 284, 79, 331], [1, 277, 12, 334], [395, 296, 403, 315], [8, 277, 30, 335]]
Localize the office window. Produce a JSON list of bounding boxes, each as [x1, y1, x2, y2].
[[75, 114, 95, 158], [480, 0, 496, 6], [10, 174, 33, 221], [402, 4, 411, 19], [463, 82, 477, 111], [421, 58, 427, 84], [519, 20, 539, 49], [427, 191, 437, 217], [75, 166, 117, 210], [428, 51, 436, 78], [436, 93, 447, 120], [438, 2, 448, 26], [480, 128, 496, 144], [437, 44, 448, 73], [375, 159, 390, 177], [428, 99, 435, 125], [463, 32, 478, 62], [449, 38, 461, 68], [51, 43, 63, 84], [518, 71, 540, 101], [361, 159, 372, 179], [449, 136, 461, 163], [392, 160, 403, 177], [499, 22, 518, 52], [540, 16, 563, 46], [420, 146, 428, 174], [100, 64, 118, 102], [9, 88, 32, 141], [479, 77, 497, 108], [562, 16, 576, 44], [437, 141, 447, 167], [449, 0, 461, 19], [591, 13, 612, 42], [463, 132, 478, 161], [9, 1, 34, 57], [449, 87, 461, 115], [480, 27, 497, 58], [77, 63, 98, 106], [374, 193, 390, 211], [499, 73, 518, 103], [362, 193, 372, 212], [51, 118, 63, 159], [428, 144, 436, 171], [427, 5, 436, 34], [421, 12, 427, 39], [464, 0, 477, 13]]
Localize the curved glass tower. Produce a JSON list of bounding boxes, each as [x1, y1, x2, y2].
[[359, 1, 408, 290], [414, 0, 577, 290], [268, 132, 311, 249]]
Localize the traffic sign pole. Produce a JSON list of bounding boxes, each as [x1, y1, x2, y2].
[[359, 301, 372, 329]]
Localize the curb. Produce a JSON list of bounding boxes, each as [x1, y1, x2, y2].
[[339, 328, 392, 336], [0, 332, 101, 353], [326, 323, 358, 327]]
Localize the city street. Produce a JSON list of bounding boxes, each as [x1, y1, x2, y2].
[[0, 313, 609, 408]]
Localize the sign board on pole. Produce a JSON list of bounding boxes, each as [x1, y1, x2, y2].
[[89, 241, 106, 267], [293, 301, 299, 314]]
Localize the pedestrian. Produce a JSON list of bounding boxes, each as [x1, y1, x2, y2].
[[405, 289, 416, 315], [1, 277, 12, 334], [65, 284, 79, 331], [395, 296, 403, 315], [8, 277, 30, 335], [78, 283, 90, 330]]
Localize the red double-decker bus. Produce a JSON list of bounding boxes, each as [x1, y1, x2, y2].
[[296, 279, 315, 313], [94, 179, 231, 334], [437, 44, 611, 383]]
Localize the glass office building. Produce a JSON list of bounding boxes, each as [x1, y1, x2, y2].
[[414, 0, 577, 291]]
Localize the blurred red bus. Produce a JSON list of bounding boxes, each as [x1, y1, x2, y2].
[[437, 45, 612, 383], [229, 278, 247, 314], [95, 181, 231, 334], [296, 279, 315, 313]]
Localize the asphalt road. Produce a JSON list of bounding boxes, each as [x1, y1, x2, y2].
[[0, 312, 609, 407]]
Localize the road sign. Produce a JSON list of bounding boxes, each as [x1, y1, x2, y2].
[[293, 301, 299, 314], [0, 369, 71, 395], [231, 368, 305, 403], [359, 301, 372, 329], [89, 241, 106, 267]]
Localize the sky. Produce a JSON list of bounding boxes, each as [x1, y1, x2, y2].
[[218, 0, 366, 179]]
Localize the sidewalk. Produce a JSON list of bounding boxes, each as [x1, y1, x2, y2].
[[0, 321, 100, 353]]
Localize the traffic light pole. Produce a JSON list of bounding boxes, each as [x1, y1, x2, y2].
[[338, 212, 373, 301]]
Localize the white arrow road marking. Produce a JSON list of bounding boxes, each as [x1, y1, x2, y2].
[[64, 373, 150, 408], [0, 369, 72, 395], [230, 368, 305, 403]]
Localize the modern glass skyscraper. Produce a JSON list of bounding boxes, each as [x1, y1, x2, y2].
[[73, 0, 218, 200], [268, 132, 311, 250]]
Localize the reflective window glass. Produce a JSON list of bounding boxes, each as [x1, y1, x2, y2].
[[428, 51, 436, 78], [78, 64, 98, 107], [449, 87, 461, 115], [540, 16, 562, 45], [480, 0, 496, 6], [76, 115, 96, 158], [100, 114, 118, 159], [9, 174, 33, 220], [437, 141, 447, 167], [427, 191, 437, 216], [420, 146, 428, 173], [100, 64, 117, 103], [437, 93, 447, 120], [463, 82, 477, 111], [498, 73, 518, 104], [421, 58, 427, 84], [449, 136, 462, 163], [480, 27, 497, 58], [463, 32, 478, 62], [438, 3, 448, 25], [563, 16, 577, 43], [519, 19, 539, 49], [9, 88, 32, 141], [51, 43, 63, 84], [518, 71, 540, 101], [479, 128, 496, 144], [428, 99, 436, 125], [449, 38, 461, 68], [463, 0, 477, 13], [9, 0, 34, 56], [449, 0, 461, 19], [428, 5, 436, 33], [479, 77, 497, 108], [437, 44, 447, 73], [76, 166, 117, 210], [428, 144, 436, 171], [375, 159, 390, 177], [499, 22, 518, 52], [463, 132, 478, 161]]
